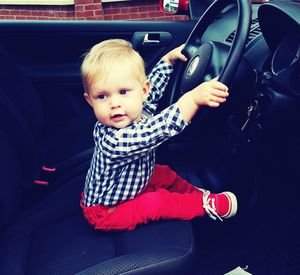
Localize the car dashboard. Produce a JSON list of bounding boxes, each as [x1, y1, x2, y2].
[[170, 0, 300, 202], [200, 1, 300, 138]]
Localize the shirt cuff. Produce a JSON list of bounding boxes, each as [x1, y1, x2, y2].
[[160, 103, 188, 137]]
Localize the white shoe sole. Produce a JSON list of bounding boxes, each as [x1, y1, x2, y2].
[[222, 192, 238, 218]]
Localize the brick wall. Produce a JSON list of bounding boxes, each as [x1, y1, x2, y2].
[[0, 0, 189, 21]]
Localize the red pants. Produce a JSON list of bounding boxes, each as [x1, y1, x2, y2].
[[81, 164, 204, 231]]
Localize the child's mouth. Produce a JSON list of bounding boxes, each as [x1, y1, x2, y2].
[[111, 114, 125, 122]]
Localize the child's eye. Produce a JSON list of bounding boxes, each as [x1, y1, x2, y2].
[[120, 89, 128, 95], [98, 94, 107, 100]]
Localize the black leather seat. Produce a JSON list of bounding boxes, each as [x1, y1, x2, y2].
[[0, 44, 96, 189], [0, 131, 195, 274]]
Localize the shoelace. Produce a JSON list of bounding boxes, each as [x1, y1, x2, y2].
[[202, 190, 223, 221]]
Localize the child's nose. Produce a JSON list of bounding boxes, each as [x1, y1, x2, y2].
[[110, 95, 121, 108]]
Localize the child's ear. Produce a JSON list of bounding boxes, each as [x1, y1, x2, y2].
[[143, 80, 151, 102], [84, 92, 92, 107]]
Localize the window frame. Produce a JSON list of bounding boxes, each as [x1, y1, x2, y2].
[[0, 0, 135, 5], [0, 0, 74, 5]]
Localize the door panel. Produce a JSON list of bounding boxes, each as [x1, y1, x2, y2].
[[0, 20, 195, 130]]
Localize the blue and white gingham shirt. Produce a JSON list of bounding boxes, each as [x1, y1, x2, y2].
[[83, 60, 187, 207]]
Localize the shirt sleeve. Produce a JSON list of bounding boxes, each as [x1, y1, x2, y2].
[[97, 103, 188, 160], [144, 59, 173, 114]]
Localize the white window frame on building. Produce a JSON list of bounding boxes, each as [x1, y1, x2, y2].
[[0, 0, 74, 5], [0, 0, 134, 5]]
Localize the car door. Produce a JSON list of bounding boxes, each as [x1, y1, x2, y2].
[[0, 20, 195, 133]]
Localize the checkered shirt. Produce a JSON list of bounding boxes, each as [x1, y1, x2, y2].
[[83, 60, 187, 206]]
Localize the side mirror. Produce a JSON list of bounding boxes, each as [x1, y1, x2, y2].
[[159, 0, 189, 14]]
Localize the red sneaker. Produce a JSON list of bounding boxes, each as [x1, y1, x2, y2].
[[202, 190, 238, 221]]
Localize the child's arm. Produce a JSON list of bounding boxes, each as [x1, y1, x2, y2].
[[99, 79, 228, 161], [145, 45, 187, 113], [177, 78, 229, 123], [162, 44, 187, 66]]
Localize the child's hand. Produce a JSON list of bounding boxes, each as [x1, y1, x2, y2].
[[177, 78, 228, 123], [191, 78, 229, 108], [162, 44, 187, 66]]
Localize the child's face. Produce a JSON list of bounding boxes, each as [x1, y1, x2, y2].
[[84, 62, 150, 129]]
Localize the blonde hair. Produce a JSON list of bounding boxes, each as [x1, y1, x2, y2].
[[81, 39, 147, 93]]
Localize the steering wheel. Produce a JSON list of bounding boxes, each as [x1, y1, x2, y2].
[[167, 0, 251, 124]]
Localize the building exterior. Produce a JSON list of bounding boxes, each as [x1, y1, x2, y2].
[[0, 0, 188, 21]]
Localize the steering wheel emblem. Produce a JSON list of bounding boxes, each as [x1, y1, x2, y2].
[[187, 56, 200, 76]]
